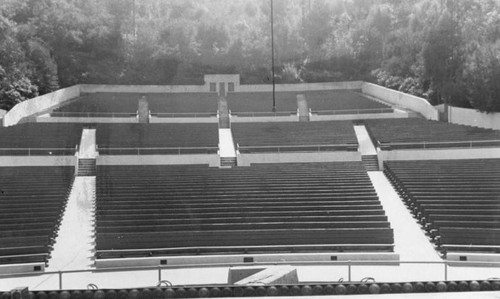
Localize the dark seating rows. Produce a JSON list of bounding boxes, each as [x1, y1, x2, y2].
[[0, 166, 74, 265], [232, 121, 358, 152], [53, 93, 218, 115], [384, 159, 500, 254], [226, 90, 391, 115], [365, 118, 500, 149], [95, 162, 394, 258], [95, 124, 219, 155], [0, 123, 83, 154]]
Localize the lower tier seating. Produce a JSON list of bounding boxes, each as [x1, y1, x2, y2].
[[95, 162, 394, 258], [384, 159, 500, 254], [0, 167, 74, 265]]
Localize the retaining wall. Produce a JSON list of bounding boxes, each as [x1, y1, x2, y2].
[[448, 106, 500, 130], [361, 83, 438, 120], [237, 151, 361, 166], [238, 81, 363, 93], [96, 154, 220, 167]]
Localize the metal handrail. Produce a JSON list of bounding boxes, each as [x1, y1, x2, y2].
[[0, 147, 77, 156], [97, 146, 219, 155], [312, 108, 394, 115], [51, 112, 137, 118], [0, 259, 496, 290], [238, 143, 359, 153], [378, 139, 500, 149], [151, 112, 217, 118]]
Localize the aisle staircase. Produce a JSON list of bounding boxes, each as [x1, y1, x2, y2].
[[77, 159, 96, 176], [220, 157, 237, 168], [362, 155, 379, 171]]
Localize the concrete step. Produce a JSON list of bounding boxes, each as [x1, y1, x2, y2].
[[220, 157, 237, 167], [77, 159, 96, 176], [362, 155, 379, 171]]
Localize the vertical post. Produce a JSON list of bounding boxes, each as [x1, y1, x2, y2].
[[270, 0, 276, 113], [444, 262, 448, 281], [158, 266, 162, 282], [59, 271, 63, 290], [348, 260, 352, 282]]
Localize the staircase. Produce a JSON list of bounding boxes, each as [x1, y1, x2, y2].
[[220, 157, 237, 168], [77, 159, 96, 176], [362, 155, 379, 171]]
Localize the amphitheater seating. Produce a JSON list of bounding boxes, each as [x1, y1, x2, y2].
[[365, 118, 500, 149], [0, 166, 74, 265], [0, 123, 83, 155], [232, 121, 358, 152], [95, 162, 394, 258], [226, 90, 391, 115], [95, 123, 219, 155], [384, 159, 500, 254], [53, 93, 218, 116]]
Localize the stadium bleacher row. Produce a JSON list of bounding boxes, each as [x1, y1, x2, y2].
[[233, 121, 359, 152], [384, 159, 500, 254], [95, 123, 219, 155], [365, 118, 500, 150], [0, 167, 74, 265], [0, 123, 83, 155], [94, 162, 394, 258]]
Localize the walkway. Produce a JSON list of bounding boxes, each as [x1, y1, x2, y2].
[[219, 128, 236, 158], [353, 125, 377, 155], [78, 128, 97, 158], [368, 172, 441, 262], [47, 176, 96, 271]]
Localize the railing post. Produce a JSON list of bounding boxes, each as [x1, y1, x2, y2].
[[444, 262, 448, 281], [59, 271, 63, 290], [348, 260, 352, 282], [158, 266, 162, 282], [137, 148, 140, 155], [28, 148, 31, 156]]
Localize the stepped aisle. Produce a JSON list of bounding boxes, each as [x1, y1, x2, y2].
[[368, 172, 440, 261], [47, 177, 96, 270]]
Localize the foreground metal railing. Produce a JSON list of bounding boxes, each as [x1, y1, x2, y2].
[[96, 146, 219, 155], [378, 139, 500, 150], [313, 108, 394, 115], [1, 259, 500, 290], [0, 147, 77, 156], [151, 112, 217, 118], [51, 112, 138, 118], [237, 144, 359, 153]]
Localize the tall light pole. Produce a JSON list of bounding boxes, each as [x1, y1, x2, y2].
[[271, 0, 276, 112]]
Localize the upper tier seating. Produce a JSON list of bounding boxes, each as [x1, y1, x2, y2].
[[0, 166, 74, 265], [226, 90, 391, 115], [53, 93, 218, 116], [95, 162, 394, 258], [365, 118, 500, 149], [232, 121, 358, 152], [0, 123, 83, 155], [384, 159, 500, 254], [95, 123, 219, 155]]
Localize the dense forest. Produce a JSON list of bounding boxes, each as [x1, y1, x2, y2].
[[0, 0, 499, 112]]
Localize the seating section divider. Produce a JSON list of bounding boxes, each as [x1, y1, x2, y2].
[[384, 159, 500, 254], [0, 166, 74, 265], [95, 162, 394, 258]]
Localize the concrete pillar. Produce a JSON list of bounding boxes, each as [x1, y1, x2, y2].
[[218, 96, 230, 128], [138, 95, 149, 124], [297, 94, 310, 122]]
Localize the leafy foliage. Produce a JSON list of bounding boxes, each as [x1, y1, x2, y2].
[[0, 0, 499, 111]]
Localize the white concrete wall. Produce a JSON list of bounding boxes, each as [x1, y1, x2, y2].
[[80, 84, 207, 93], [230, 115, 298, 123], [150, 117, 218, 123], [97, 154, 220, 167], [237, 151, 361, 166], [310, 111, 409, 121], [3, 85, 81, 126], [0, 156, 77, 167], [238, 81, 363, 93], [361, 83, 439, 120], [448, 106, 500, 130], [379, 147, 500, 164]]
